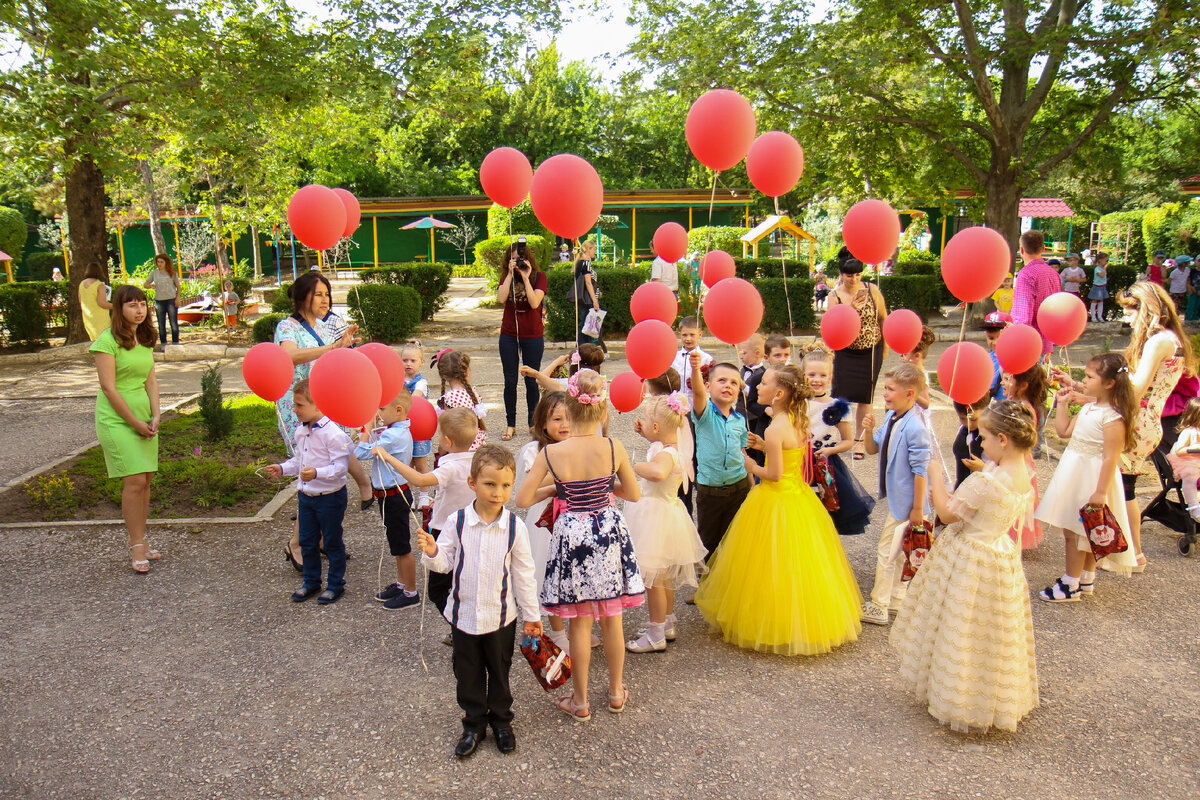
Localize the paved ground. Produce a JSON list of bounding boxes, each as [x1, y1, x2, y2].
[[1, 283, 1198, 798]]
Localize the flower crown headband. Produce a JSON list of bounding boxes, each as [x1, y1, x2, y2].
[[665, 390, 690, 415], [567, 372, 607, 405]]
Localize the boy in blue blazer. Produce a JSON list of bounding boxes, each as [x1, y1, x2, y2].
[[860, 363, 930, 625]]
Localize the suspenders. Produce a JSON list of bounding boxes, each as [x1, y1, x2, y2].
[[448, 509, 519, 630]]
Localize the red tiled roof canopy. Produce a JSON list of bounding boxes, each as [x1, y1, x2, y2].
[[1020, 198, 1074, 218]]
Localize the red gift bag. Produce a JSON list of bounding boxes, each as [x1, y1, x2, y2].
[[811, 455, 841, 512], [520, 634, 572, 692], [900, 522, 932, 582], [1078, 503, 1129, 562]]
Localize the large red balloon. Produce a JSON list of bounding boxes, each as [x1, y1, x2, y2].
[[408, 395, 438, 442], [630, 281, 678, 325], [882, 309, 923, 355], [331, 188, 361, 238], [995, 324, 1043, 375], [703, 277, 764, 344], [685, 89, 757, 171], [842, 199, 901, 265], [745, 131, 805, 197], [1037, 292, 1088, 346], [937, 342, 995, 404], [821, 304, 863, 350], [625, 319, 678, 380], [242, 342, 294, 402], [529, 154, 604, 240], [287, 185, 346, 252], [700, 250, 736, 288], [609, 372, 645, 413], [309, 348, 382, 429], [479, 147, 533, 209], [653, 222, 688, 263], [357, 342, 405, 408], [942, 226, 1012, 302]]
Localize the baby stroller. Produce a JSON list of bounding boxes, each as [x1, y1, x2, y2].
[[1141, 450, 1199, 556]]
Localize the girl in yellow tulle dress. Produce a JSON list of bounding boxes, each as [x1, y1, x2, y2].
[[694, 365, 862, 656]]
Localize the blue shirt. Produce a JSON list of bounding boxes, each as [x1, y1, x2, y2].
[[691, 399, 748, 487], [355, 419, 413, 489], [989, 350, 1006, 400]]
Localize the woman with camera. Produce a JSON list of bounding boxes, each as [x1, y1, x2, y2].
[[497, 239, 547, 441]]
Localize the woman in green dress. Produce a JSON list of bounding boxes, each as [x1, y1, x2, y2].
[[90, 285, 161, 573]]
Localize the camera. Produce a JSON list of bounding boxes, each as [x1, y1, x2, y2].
[[514, 236, 529, 272]]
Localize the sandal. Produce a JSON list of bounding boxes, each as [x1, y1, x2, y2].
[[501, 427, 515, 442], [1038, 578, 1081, 603], [555, 694, 590, 722], [853, 438, 865, 460], [130, 543, 152, 574], [607, 685, 629, 714], [283, 543, 303, 572]]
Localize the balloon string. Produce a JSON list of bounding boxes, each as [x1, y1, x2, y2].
[[377, 455, 430, 679], [775, 195, 794, 334], [275, 405, 295, 458], [947, 301, 969, 400], [697, 170, 718, 319]]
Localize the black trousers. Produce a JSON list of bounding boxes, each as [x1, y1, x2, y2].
[[696, 477, 751, 561], [425, 527, 452, 614], [452, 621, 517, 733]]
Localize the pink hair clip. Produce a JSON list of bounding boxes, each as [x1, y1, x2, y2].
[[665, 390, 690, 415], [567, 372, 607, 405], [430, 347, 452, 369], [570, 352, 581, 365]]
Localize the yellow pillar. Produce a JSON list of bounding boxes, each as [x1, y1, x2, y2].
[[744, 206, 750, 227], [3, 259, 13, 283], [231, 236, 238, 270], [430, 228, 435, 263], [172, 221, 180, 266], [372, 216, 379, 267], [940, 214, 948, 252], [632, 208, 637, 262], [317, 250, 324, 270], [116, 227, 127, 276], [61, 242, 70, 276], [688, 207, 693, 231]]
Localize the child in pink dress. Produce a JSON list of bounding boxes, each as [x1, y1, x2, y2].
[[1166, 397, 1200, 522], [434, 348, 487, 451]]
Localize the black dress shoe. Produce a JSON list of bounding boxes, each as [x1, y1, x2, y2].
[[291, 585, 321, 603], [454, 729, 485, 759], [491, 724, 516, 754], [316, 587, 344, 605], [361, 498, 375, 511]]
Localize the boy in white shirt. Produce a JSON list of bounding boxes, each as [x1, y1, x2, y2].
[[649, 240, 680, 296], [670, 315, 713, 392], [417, 445, 541, 760]]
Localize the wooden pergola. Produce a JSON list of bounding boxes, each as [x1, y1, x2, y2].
[[739, 215, 817, 267]]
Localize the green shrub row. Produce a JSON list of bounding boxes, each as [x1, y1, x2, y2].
[[876, 275, 944, 318], [733, 258, 809, 280], [347, 284, 421, 343], [253, 312, 288, 343], [757, 277, 817, 332], [24, 252, 65, 281], [272, 282, 293, 313], [0, 285, 47, 344], [359, 263, 452, 320], [687, 226, 748, 258]]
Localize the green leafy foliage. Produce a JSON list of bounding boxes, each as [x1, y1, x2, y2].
[[1097, 211, 1148, 266], [272, 282, 293, 313], [1142, 200, 1200, 261], [544, 265, 652, 340], [487, 200, 552, 239], [755, 277, 817, 332], [24, 471, 75, 513], [198, 363, 234, 441], [23, 253, 65, 282], [688, 227, 748, 258], [253, 313, 287, 343], [347, 284, 421, 343], [0, 285, 48, 345], [877, 275, 943, 318], [734, 258, 810, 280], [359, 263, 452, 319], [0, 206, 26, 264]]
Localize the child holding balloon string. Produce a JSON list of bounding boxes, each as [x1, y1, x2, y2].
[[401, 341, 434, 510], [647, 368, 696, 518], [434, 348, 487, 452], [899, 326, 952, 492], [999, 365, 1049, 550]]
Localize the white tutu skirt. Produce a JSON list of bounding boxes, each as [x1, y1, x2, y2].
[[625, 495, 707, 589]]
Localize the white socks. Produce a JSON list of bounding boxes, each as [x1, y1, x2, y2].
[[1061, 572, 1080, 589], [646, 621, 667, 643]]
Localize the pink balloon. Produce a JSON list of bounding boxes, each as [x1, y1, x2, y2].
[[242, 342, 294, 402], [703, 278, 764, 344], [842, 199, 900, 265], [882, 309, 923, 355], [700, 251, 736, 288], [995, 324, 1043, 375], [309, 348, 382, 429], [479, 147, 533, 209], [331, 188, 361, 238], [609, 372, 645, 413], [653, 222, 688, 263], [529, 154, 604, 240], [630, 281, 678, 325], [1037, 292, 1088, 346], [357, 342, 405, 409], [287, 185, 346, 252], [821, 304, 863, 350], [745, 131, 805, 197], [408, 396, 438, 442], [626, 320, 678, 380], [685, 89, 757, 172], [937, 342, 995, 404], [942, 226, 1012, 302]]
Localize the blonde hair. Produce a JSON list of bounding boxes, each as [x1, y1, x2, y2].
[[884, 362, 926, 392], [400, 340, 423, 360], [978, 399, 1038, 450], [1118, 281, 1195, 376], [438, 408, 479, 449], [644, 394, 686, 433], [800, 342, 833, 368], [384, 383, 412, 411], [769, 364, 812, 441], [566, 368, 607, 425]]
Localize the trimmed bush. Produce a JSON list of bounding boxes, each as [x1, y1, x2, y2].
[[347, 284, 421, 343], [544, 265, 651, 341], [687, 226, 749, 258], [473, 235, 555, 292], [271, 282, 293, 313], [876, 274, 943, 318], [754, 277, 816, 332], [24, 252, 65, 281], [734, 258, 809, 280], [487, 199, 552, 240], [0, 285, 48, 344], [0, 206, 26, 266], [359, 262, 452, 320], [253, 313, 287, 343], [1097, 210, 1147, 266]]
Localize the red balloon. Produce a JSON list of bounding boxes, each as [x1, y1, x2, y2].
[[630, 281, 678, 325], [821, 304, 863, 350], [882, 309, 923, 355], [653, 222, 688, 263], [937, 342, 995, 404], [309, 348, 382, 429], [685, 89, 757, 171], [995, 324, 1043, 375], [242, 342, 294, 402], [357, 342, 405, 408], [942, 226, 1012, 303], [626, 319, 678, 380], [703, 277, 764, 344], [529, 154, 604, 240], [331, 188, 361, 238], [609, 372, 645, 413], [287, 185, 346, 252], [700, 250, 736, 288], [479, 147, 533, 209], [1037, 292, 1088, 346], [842, 199, 901, 265], [745, 131, 805, 197], [408, 395, 438, 442]]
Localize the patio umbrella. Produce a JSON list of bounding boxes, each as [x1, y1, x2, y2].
[[401, 215, 456, 262]]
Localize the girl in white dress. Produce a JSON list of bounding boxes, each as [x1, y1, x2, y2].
[[624, 393, 708, 653], [890, 400, 1039, 733], [1036, 353, 1140, 601]]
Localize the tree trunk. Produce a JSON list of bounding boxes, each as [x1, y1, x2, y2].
[[64, 148, 109, 344], [204, 168, 230, 275], [250, 223, 262, 280], [983, 171, 1023, 267], [139, 159, 167, 256]]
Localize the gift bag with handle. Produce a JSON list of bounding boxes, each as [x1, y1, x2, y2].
[[520, 633, 572, 692], [900, 521, 932, 582], [581, 308, 607, 339], [1078, 503, 1129, 563]]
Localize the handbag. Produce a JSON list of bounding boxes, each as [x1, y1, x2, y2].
[[519, 633, 572, 692], [581, 308, 606, 339], [1078, 503, 1129, 562], [900, 521, 932, 582], [811, 455, 841, 512]]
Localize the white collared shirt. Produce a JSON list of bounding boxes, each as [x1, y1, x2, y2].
[[424, 504, 540, 635], [279, 416, 351, 495], [671, 346, 714, 392], [429, 451, 476, 532]]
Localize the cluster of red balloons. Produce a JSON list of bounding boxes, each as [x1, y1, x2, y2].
[[287, 185, 360, 252], [480, 148, 605, 242]]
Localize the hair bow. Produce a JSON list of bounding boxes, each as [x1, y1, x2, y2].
[[570, 352, 581, 365], [430, 347, 452, 369], [665, 391, 690, 415]]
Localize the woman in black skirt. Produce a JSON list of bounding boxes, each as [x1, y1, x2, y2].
[[827, 253, 888, 460]]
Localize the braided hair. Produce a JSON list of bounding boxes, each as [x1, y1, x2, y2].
[[436, 349, 486, 431]]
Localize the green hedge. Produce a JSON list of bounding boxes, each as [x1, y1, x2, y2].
[[272, 281, 293, 313], [756, 277, 816, 332], [487, 199, 552, 240], [253, 312, 287, 343], [876, 274, 943, 318], [687, 226, 748, 258], [733, 258, 809, 280], [1097, 210, 1147, 266], [359, 262, 452, 320], [24, 252, 65, 281], [0, 206, 25, 266], [474, 235, 555, 292], [0, 285, 48, 344], [347, 284, 421, 343], [545, 265, 651, 341]]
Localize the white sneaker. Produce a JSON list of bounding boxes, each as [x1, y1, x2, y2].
[[860, 601, 890, 625], [625, 633, 667, 653]]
